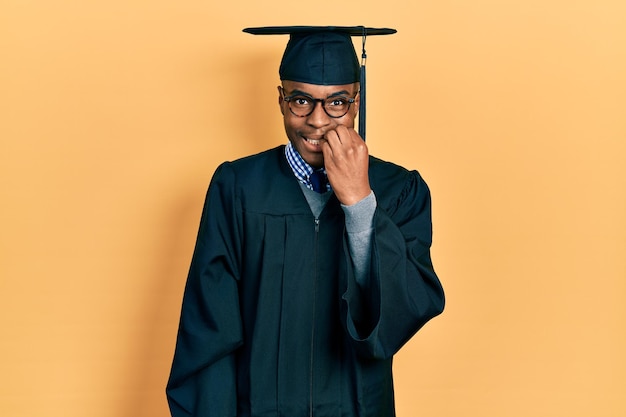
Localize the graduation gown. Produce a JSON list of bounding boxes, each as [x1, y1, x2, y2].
[[166, 146, 444, 417]]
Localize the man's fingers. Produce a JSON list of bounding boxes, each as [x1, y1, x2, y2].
[[323, 129, 340, 148], [320, 139, 333, 163]]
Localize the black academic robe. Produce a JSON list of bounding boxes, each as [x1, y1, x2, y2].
[[166, 145, 444, 417]]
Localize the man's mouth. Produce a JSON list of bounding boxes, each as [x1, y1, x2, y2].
[[302, 136, 325, 146]]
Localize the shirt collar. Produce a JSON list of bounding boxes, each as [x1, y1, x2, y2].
[[285, 142, 329, 191]]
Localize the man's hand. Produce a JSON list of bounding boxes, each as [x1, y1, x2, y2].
[[321, 126, 370, 206]]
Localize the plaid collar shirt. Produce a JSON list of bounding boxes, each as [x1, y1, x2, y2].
[[284, 142, 330, 192]]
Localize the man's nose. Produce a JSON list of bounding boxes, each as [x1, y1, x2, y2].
[[306, 101, 332, 128]]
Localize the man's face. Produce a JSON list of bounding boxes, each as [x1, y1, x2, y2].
[[278, 80, 360, 168]]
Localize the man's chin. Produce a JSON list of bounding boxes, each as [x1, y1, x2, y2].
[[290, 139, 324, 167], [302, 151, 324, 169]]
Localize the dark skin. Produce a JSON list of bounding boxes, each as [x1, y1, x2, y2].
[[278, 80, 371, 206]]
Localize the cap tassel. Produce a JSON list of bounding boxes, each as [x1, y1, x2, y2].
[[359, 28, 367, 141]]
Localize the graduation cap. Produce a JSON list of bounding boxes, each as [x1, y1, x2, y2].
[[243, 26, 397, 141]]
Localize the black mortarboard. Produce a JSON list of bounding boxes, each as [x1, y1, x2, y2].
[[243, 26, 397, 141]]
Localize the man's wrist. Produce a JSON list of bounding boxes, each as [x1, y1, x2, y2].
[[341, 191, 376, 234]]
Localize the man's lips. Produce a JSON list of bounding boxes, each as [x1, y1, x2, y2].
[[301, 135, 326, 146]]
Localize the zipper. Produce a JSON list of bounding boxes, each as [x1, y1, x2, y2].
[[310, 217, 320, 417]]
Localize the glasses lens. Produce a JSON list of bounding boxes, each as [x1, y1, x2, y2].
[[288, 96, 314, 117], [323, 97, 351, 118]]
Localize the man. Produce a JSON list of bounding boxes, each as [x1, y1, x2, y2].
[[167, 26, 445, 417]]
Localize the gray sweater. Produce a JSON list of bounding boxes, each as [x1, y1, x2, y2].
[[300, 185, 375, 287]]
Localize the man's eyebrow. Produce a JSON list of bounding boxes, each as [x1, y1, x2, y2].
[[327, 90, 352, 98], [287, 89, 353, 98], [288, 89, 314, 98]]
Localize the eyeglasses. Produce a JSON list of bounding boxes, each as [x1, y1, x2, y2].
[[280, 87, 357, 118]]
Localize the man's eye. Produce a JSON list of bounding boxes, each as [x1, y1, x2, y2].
[[293, 97, 310, 106], [328, 98, 346, 107]]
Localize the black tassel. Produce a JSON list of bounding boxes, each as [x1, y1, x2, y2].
[[359, 64, 366, 141], [359, 28, 367, 141]]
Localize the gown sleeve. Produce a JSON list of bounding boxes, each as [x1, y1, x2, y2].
[[341, 169, 445, 360], [166, 162, 243, 417]]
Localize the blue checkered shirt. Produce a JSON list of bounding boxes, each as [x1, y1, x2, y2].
[[284, 142, 330, 192]]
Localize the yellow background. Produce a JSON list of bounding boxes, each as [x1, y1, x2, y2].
[[1, 1, 625, 416]]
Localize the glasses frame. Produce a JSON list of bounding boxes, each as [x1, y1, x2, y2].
[[280, 87, 357, 119]]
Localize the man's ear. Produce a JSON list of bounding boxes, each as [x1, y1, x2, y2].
[[351, 90, 360, 118], [277, 85, 285, 115]]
